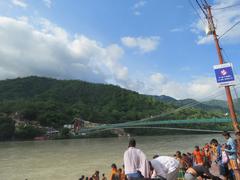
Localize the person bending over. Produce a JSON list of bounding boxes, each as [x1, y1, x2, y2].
[[150, 155, 180, 180]]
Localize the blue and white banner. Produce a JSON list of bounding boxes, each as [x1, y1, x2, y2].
[[213, 63, 235, 87]]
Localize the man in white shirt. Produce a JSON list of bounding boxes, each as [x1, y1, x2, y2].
[[150, 155, 180, 180], [123, 138, 150, 179]]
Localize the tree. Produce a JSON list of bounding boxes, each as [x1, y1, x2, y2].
[[60, 127, 71, 138], [15, 125, 45, 140], [38, 111, 71, 128], [0, 116, 15, 140]]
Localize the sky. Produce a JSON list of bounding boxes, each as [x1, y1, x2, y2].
[[0, 0, 240, 100]]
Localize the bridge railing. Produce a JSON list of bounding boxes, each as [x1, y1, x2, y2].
[[79, 118, 232, 134]]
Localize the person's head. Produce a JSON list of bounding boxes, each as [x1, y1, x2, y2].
[[222, 131, 231, 139], [128, 138, 136, 147], [79, 177, 83, 180], [95, 171, 99, 175], [111, 163, 117, 170], [204, 143, 209, 149], [210, 139, 218, 146], [102, 174, 105, 177], [223, 143, 229, 149], [118, 168, 122, 173], [153, 154, 159, 159], [194, 145, 200, 151], [176, 151, 181, 158]]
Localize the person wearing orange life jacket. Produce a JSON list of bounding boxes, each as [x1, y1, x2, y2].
[[193, 146, 204, 166], [110, 164, 119, 180]]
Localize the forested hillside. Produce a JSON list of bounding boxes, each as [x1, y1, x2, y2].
[[0, 76, 223, 129]]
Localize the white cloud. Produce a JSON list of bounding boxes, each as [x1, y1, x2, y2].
[[121, 36, 160, 53], [133, 1, 146, 9], [43, 0, 52, 8], [125, 73, 224, 100], [0, 16, 128, 83], [18, 16, 29, 23], [12, 0, 27, 8], [0, 16, 228, 100], [134, 11, 141, 16], [170, 28, 184, 32], [132, 0, 147, 16], [192, 0, 240, 44]]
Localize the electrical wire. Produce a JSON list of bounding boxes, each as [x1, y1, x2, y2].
[[188, 0, 207, 26], [222, 46, 240, 98], [203, 0, 209, 6], [212, 3, 240, 10], [196, 0, 208, 18], [218, 21, 240, 40], [220, 46, 230, 63], [217, 43, 240, 110], [219, 42, 240, 84], [200, 0, 205, 7]]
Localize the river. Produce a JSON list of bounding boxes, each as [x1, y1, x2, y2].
[[0, 134, 224, 180]]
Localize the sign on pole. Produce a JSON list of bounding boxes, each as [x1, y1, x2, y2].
[[213, 63, 235, 87]]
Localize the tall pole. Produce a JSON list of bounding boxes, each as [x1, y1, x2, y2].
[[206, 5, 240, 132], [205, 5, 240, 179]]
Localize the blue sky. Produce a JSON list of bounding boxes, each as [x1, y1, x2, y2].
[[0, 0, 239, 100]]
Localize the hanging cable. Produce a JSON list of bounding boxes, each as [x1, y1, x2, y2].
[[233, 86, 240, 116], [218, 20, 240, 40], [200, 0, 205, 7], [219, 42, 240, 84], [188, 0, 207, 26], [233, 86, 239, 102], [212, 3, 240, 10], [195, 0, 208, 18], [216, 43, 240, 111]]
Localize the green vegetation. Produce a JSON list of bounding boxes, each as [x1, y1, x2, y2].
[[0, 76, 227, 140], [15, 125, 45, 140], [60, 127, 71, 138], [0, 116, 15, 140]]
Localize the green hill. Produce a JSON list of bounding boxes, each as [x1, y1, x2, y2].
[[154, 95, 228, 113], [0, 76, 223, 129]]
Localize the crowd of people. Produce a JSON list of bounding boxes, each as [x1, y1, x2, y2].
[[79, 131, 240, 180]]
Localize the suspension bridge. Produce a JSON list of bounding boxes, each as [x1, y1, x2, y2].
[[79, 117, 233, 135], [77, 78, 240, 135]]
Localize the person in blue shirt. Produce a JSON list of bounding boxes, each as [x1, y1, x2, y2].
[[210, 139, 230, 180], [222, 131, 240, 180]]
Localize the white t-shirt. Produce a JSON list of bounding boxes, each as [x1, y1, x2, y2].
[[151, 156, 179, 178], [123, 147, 149, 177]]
